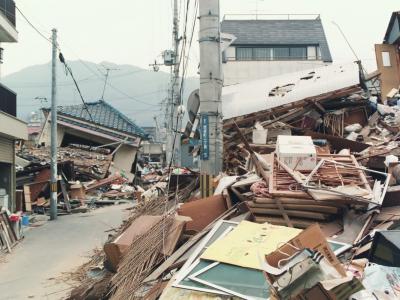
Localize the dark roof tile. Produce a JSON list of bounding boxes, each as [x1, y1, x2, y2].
[[57, 100, 146, 138], [221, 19, 333, 62]]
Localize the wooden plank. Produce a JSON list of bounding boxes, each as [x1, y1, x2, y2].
[[60, 177, 72, 213], [0, 212, 17, 244], [233, 122, 294, 228], [253, 215, 316, 229], [224, 85, 361, 129], [0, 222, 12, 252], [23, 185, 32, 212], [249, 207, 330, 221], [350, 155, 373, 193], [247, 202, 339, 214]]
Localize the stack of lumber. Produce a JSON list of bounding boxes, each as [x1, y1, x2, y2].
[[247, 154, 373, 228]]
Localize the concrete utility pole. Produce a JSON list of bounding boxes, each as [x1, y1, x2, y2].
[[50, 28, 58, 220], [166, 0, 181, 167], [199, 0, 223, 196]]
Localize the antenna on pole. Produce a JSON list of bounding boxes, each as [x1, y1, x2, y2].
[[255, 0, 264, 20], [100, 65, 120, 100], [332, 21, 360, 61]]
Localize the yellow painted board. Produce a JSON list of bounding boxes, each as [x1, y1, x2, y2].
[[160, 286, 240, 300], [201, 221, 302, 270]]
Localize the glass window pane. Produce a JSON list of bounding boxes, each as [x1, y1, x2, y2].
[[253, 48, 271, 60], [236, 48, 253, 60], [273, 47, 290, 59], [382, 52, 391, 67], [307, 46, 317, 60], [193, 262, 270, 299], [290, 47, 307, 59], [317, 46, 322, 59]]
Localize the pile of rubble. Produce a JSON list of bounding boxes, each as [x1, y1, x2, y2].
[[14, 144, 154, 216], [62, 64, 400, 299]]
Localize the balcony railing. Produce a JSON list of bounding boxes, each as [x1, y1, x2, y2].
[[0, 83, 16, 116], [0, 0, 15, 27]]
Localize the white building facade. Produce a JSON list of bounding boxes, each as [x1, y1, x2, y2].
[[221, 16, 333, 86]]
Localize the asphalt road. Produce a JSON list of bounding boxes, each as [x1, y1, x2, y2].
[[0, 204, 131, 300]]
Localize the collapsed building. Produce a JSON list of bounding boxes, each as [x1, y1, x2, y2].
[[37, 100, 146, 181]]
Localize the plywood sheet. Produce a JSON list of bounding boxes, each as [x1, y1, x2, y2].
[[201, 221, 301, 270]]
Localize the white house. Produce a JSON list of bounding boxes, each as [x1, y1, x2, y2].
[[221, 15, 333, 86]]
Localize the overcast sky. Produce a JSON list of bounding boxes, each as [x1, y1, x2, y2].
[[2, 0, 399, 77]]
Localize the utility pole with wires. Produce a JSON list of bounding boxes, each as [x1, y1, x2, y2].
[[100, 66, 120, 100], [199, 0, 223, 197], [165, 0, 182, 167], [50, 28, 58, 221]]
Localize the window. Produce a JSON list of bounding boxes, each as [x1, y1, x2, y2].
[[290, 47, 307, 59], [236, 48, 253, 60], [253, 48, 272, 60], [236, 45, 318, 61], [273, 47, 290, 59], [382, 52, 391, 67]]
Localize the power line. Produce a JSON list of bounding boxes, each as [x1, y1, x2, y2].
[[179, 0, 198, 103], [16, 4, 161, 108], [57, 43, 160, 107], [15, 5, 52, 45], [59, 52, 96, 124], [9, 69, 151, 88]]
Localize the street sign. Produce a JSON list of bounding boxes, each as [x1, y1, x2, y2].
[[201, 114, 209, 160]]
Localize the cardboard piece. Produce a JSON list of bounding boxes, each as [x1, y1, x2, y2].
[[266, 224, 346, 277], [70, 184, 86, 200], [104, 215, 187, 271], [163, 216, 190, 256], [178, 195, 228, 233]]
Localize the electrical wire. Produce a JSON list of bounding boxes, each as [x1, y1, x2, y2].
[[59, 52, 96, 124], [179, 0, 198, 102], [15, 5, 53, 45]]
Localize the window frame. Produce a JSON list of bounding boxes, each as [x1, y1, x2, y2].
[[235, 44, 321, 61]]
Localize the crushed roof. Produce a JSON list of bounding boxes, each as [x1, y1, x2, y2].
[[57, 100, 146, 138], [221, 19, 333, 62]]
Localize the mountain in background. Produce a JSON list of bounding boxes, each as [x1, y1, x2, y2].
[[3, 61, 199, 127]]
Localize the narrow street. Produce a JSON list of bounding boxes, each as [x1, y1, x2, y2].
[[0, 204, 131, 300]]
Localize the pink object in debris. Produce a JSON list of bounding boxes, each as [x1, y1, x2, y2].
[[250, 181, 270, 197]]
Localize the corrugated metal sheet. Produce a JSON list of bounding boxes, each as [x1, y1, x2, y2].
[[0, 136, 13, 163]]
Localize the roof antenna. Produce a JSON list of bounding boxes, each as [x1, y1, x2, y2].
[[332, 21, 369, 91], [100, 65, 120, 101], [255, 0, 264, 20], [332, 21, 360, 61]]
